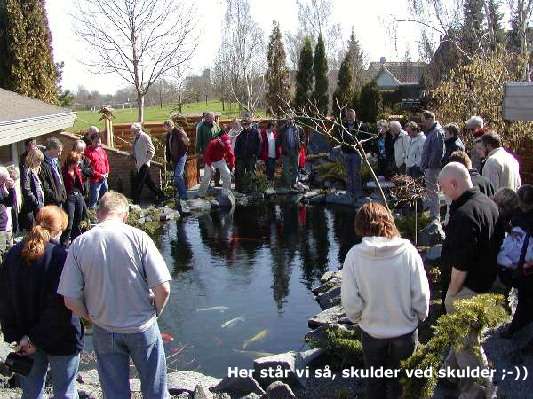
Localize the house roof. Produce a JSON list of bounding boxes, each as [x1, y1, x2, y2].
[[0, 88, 76, 147], [366, 62, 427, 85]]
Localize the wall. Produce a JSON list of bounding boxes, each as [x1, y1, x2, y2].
[[39, 131, 163, 201]]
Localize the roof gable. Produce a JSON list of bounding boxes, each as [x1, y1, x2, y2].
[[366, 61, 426, 85], [0, 88, 69, 122]]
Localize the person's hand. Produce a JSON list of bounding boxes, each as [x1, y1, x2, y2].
[[4, 178, 15, 189], [18, 336, 36, 356]]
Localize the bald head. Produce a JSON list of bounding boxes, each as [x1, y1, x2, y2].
[[438, 162, 473, 201]]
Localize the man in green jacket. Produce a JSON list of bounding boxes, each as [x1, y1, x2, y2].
[[195, 112, 221, 158]]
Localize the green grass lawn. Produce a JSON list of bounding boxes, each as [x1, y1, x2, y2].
[[70, 100, 265, 133]]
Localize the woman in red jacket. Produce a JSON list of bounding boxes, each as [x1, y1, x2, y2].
[[260, 122, 281, 183], [84, 128, 110, 208], [61, 152, 86, 246], [198, 130, 235, 197]]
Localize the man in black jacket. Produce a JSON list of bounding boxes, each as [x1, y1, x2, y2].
[[234, 116, 260, 193], [439, 162, 501, 314], [39, 138, 67, 207]]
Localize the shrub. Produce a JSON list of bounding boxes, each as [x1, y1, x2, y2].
[[309, 326, 363, 370]]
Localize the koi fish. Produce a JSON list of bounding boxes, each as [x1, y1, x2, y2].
[[242, 329, 268, 349], [233, 349, 274, 359], [221, 316, 245, 329], [196, 306, 229, 312], [161, 332, 174, 344]]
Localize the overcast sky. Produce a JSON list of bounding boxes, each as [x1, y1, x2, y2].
[[46, 0, 419, 94]]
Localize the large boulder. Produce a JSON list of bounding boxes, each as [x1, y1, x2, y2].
[[263, 381, 296, 399], [253, 349, 322, 390], [324, 191, 353, 207], [211, 376, 265, 397], [193, 384, 214, 399], [167, 371, 221, 396], [187, 198, 212, 214], [217, 189, 236, 210], [418, 221, 446, 247], [316, 285, 341, 310], [308, 131, 331, 154], [308, 305, 346, 329], [320, 271, 342, 284]]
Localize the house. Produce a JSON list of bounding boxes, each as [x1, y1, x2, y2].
[[0, 88, 76, 166], [365, 57, 427, 108]]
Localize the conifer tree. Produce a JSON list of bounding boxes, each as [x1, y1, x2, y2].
[[294, 37, 314, 112], [486, 0, 506, 49], [312, 33, 329, 115], [331, 54, 353, 117], [0, 0, 59, 104], [346, 28, 365, 92], [266, 21, 290, 117], [461, 0, 485, 55], [358, 81, 382, 123]]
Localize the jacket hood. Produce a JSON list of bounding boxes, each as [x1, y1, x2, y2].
[[357, 236, 412, 259]]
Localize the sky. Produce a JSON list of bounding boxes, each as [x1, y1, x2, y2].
[[45, 0, 420, 95]]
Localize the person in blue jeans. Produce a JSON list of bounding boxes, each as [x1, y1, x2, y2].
[[164, 120, 189, 210], [59, 191, 171, 399], [0, 206, 84, 399]]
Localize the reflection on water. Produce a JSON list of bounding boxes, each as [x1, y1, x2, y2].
[[157, 202, 360, 378]]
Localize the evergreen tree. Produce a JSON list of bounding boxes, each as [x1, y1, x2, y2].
[[0, 0, 59, 104], [346, 27, 365, 92], [486, 0, 506, 50], [266, 21, 290, 117], [294, 37, 314, 112], [358, 81, 382, 123], [331, 54, 353, 117], [312, 33, 329, 115], [461, 0, 485, 55]]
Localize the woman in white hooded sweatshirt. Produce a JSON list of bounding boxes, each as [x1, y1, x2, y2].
[[341, 203, 430, 399]]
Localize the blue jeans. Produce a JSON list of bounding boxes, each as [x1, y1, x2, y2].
[[89, 177, 108, 208], [20, 349, 80, 399], [173, 154, 188, 199], [344, 152, 362, 198], [93, 322, 168, 399]]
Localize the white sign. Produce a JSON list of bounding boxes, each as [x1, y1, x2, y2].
[[503, 82, 533, 121]]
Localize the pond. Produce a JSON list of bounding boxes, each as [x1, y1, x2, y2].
[[155, 202, 360, 378]]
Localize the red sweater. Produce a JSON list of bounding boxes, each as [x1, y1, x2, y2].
[[84, 145, 109, 183], [205, 133, 235, 169], [259, 129, 281, 161], [62, 165, 84, 194]]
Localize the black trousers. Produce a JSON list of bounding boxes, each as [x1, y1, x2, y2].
[[134, 164, 164, 203], [509, 285, 533, 334], [361, 329, 418, 399], [234, 157, 256, 192], [61, 192, 85, 245]]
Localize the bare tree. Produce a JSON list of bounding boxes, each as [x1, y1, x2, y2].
[[216, 0, 266, 114], [73, 0, 198, 122]]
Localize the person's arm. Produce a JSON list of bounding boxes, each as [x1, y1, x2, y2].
[[152, 281, 171, 316], [447, 267, 467, 296], [63, 296, 90, 320], [340, 251, 363, 322], [410, 250, 430, 321], [39, 168, 57, 204], [482, 159, 499, 190]]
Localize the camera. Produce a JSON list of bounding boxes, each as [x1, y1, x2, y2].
[[4, 352, 34, 376]]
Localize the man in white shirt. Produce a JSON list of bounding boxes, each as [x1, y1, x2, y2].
[[389, 121, 410, 174], [59, 191, 171, 399], [479, 132, 521, 191]]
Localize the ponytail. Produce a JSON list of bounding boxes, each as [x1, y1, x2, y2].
[[22, 225, 51, 264], [21, 206, 68, 264]]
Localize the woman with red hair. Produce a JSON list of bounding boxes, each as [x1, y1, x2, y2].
[[341, 202, 430, 399], [0, 206, 84, 398]]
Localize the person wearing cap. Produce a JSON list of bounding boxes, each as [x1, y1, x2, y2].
[[234, 114, 261, 193], [130, 123, 166, 205], [84, 126, 110, 208]]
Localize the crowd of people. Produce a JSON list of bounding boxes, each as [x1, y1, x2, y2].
[[0, 107, 530, 399], [340, 110, 530, 398]]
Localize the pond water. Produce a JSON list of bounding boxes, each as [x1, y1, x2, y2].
[[156, 202, 360, 378]]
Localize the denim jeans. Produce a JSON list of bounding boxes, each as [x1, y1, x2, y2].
[[89, 177, 108, 208], [93, 322, 168, 399], [344, 152, 362, 198], [361, 329, 418, 399], [265, 158, 276, 181], [424, 168, 441, 222], [173, 154, 188, 199], [20, 349, 80, 399]]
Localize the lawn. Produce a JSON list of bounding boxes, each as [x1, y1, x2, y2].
[[70, 100, 264, 133]]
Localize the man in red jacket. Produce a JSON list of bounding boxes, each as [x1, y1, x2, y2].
[[84, 127, 110, 208], [198, 129, 234, 198]]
